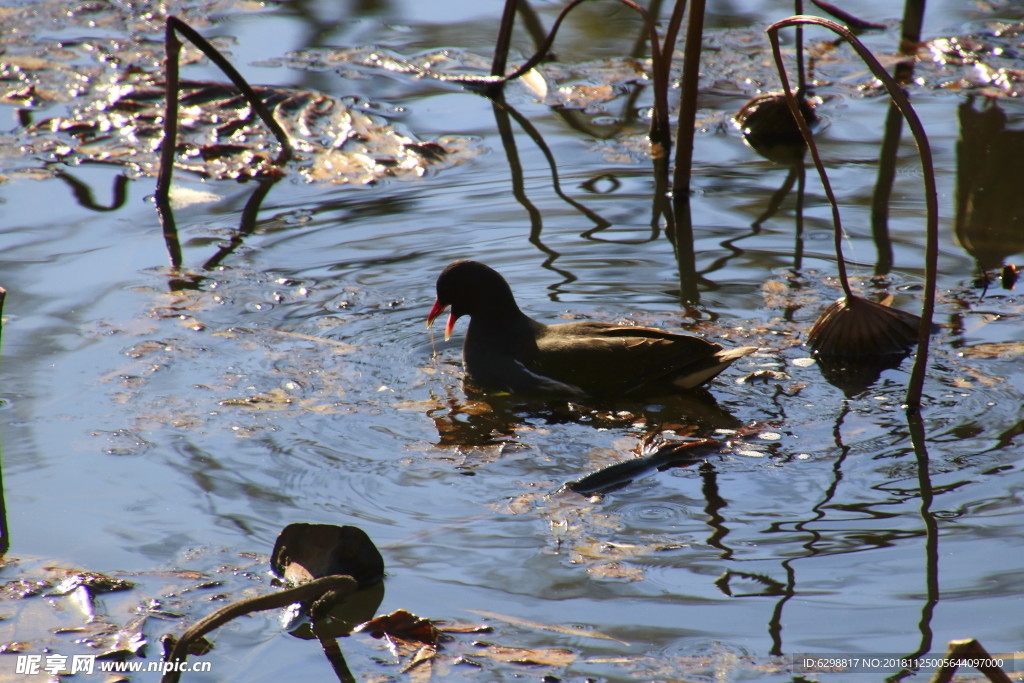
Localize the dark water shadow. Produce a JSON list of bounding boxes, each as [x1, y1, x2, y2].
[[754, 398, 941, 663], [201, 178, 283, 270], [53, 169, 129, 212], [955, 97, 1024, 284], [871, 0, 926, 276], [489, 94, 613, 286], [666, 189, 767, 313], [886, 409, 939, 681], [699, 461, 733, 560], [761, 402, 854, 655], [814, 352, 910, 397], [155, 175, 283, 289]]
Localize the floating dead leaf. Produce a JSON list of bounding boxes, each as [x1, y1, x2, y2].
[[401, 644, 438, 675], [263, 328, 359, 353], [467, 609, 628, 645], [92, 616, 149, 659], [456, 400, 494, 417], [123, 339, 175, 359], [152, 289, 221, 318], [519, 68, 548, 100], [355, 609, 441, 647], [469, 642, 576, 667], [760, 274, 822, 310], [760, 279, 790, 307], [569, 539, 678, 583], [219, 388, 296, 408], [0, 642, 30, 653], [271, 523, 384, 588], [2, 4, 477, 183], [499, 493, 542, 516], [434, 621, 493, 635], [958, 341, 1024, 359], [176, 316, 206, 332], [954, 366, 1005, 388], [142, 570, 207, 581], [557, 83, 616, 108], [537, 56, 646, 108]]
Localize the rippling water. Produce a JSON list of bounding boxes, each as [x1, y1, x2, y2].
[[1, 0, 1022, 680]]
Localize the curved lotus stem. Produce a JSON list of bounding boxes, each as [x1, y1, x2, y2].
[[767, 16, 938, 411]]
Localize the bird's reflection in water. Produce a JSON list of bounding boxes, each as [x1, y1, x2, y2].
[[427, 381, 746, 455]]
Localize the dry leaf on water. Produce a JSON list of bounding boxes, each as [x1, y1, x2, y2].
[[355, 609, 441, 647], [466, 609, 628, 645], [469, 642, 576, 667], [958, 341, 1024, 359]]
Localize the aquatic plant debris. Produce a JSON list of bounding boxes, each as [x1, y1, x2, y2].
[[356, 609, 441, 647], [0, 555, 267, 669], [3, 1, 476, 183], [29, 80, 471, 184]]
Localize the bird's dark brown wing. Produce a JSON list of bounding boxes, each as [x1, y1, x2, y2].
[[529, 322, 744, 395]]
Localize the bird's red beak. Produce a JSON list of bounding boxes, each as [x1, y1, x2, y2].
[[426, 300, 456, 341]]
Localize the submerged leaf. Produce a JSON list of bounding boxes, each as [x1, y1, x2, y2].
[[470, 642, 576, 667], [958, 341, 1024, 359], [467, 609, 628, 645], [586, 562, 644, 581]]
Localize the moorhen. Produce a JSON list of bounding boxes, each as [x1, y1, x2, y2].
[[426, 260, 757, 397]]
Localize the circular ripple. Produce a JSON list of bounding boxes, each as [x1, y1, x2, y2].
[[618, 500, 696, 530]]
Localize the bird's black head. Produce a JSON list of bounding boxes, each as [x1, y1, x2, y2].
[[427, 260, 521, 338]]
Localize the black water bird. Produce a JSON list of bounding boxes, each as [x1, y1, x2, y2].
[[426, 260, 757, 397]]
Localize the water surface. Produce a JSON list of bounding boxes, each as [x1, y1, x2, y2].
[[1, 0, 1022, 680]]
